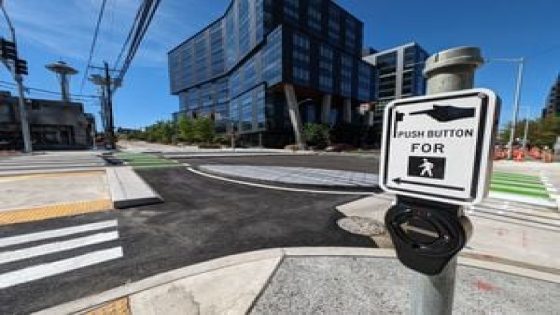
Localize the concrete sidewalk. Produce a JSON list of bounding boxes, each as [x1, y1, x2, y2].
[[0, 155, 163, 225], [36, 247, 560, 315]]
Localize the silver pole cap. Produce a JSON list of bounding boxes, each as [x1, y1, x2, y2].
[[423, 46, 484, 77]]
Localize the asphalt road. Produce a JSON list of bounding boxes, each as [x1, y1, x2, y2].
[[0, 166, 373, 314], [172, 154, 380, 173]]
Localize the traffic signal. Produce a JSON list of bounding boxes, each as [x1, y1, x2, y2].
[[15, 59, 27, 75], [0, 38, 17, 60]]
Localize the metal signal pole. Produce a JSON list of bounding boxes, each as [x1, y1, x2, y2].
[[1, 3, 31, 153], [413, 46, 484, 315]]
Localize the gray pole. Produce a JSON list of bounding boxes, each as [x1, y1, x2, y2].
[[521, 107, 530, 152], [414, 46, 484, 315], [1, 4, 31, 153], [507, 58, 524, 159]]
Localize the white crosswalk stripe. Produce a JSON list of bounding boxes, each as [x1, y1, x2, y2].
[[0, 247, 123, 289], [0, 220, 117, 248], [0, 219, 123, 289]]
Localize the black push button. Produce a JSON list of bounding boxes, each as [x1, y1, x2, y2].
[[385, 198, 471, 275]]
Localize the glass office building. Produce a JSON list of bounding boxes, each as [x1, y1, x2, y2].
[[362, 42, 428, 142], [168, 0, 376, 146], [541, 74, 560, 118]]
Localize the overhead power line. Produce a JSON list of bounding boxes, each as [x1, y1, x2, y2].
[[0, 80, 98, 100], [80, 0, 108, 92], [113, 0, 146, 70], [115, 0, 161, 84]]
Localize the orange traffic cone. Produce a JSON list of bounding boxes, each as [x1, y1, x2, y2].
[[514, 150, 524, 162]]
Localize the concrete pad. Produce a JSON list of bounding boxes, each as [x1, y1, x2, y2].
[[129, 257, 281, 315], [0, 171, 110, 211], [251, 256, 560, 314], [106, 166, 163, 208]]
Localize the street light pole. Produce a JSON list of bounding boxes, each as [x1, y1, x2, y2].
[[0, 3, 32, 153], [506, 58, 524, 159], [522, 107, 530, 152]]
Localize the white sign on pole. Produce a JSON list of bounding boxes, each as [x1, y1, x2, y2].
[[379, 88, 500, 205]]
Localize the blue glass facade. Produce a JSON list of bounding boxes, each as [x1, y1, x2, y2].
[[168, 0, 376, 144]]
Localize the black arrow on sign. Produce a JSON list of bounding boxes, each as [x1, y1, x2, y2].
[[409, 104, 475, 122], [392, 177, 465, 191]]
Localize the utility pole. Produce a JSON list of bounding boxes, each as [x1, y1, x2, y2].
[[89, 64, 119, 150], [104, 62, 115, 150], [0, 3, 31, 153]]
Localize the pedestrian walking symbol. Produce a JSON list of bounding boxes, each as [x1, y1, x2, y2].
[[408, 156, 445, 180], [419, 158, 434, 177]]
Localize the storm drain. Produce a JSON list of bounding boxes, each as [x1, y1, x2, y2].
[[337, 216, 386, 236]]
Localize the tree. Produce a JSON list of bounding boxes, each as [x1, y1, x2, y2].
[[193, 117, 215, 143], [303, 123, 330, 149], [500, 115, 560, 148], [177, 116, 195, 143]]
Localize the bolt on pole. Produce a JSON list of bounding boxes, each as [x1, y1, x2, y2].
[[412, 46, 484, 315]]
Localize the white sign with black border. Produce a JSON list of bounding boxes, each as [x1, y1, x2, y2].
[[379, 88, 500, 206]]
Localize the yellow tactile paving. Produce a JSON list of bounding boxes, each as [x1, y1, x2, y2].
[[0, 199, 114, 226], [0, 171, 105, 183], [84, 297, 131, 315]]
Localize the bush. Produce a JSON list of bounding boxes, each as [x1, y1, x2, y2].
[[303, 123, 330, 149]]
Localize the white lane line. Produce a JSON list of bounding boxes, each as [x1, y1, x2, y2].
[[0, 247, 123, 289], [188, 167, 375, 195], [0, 220, 118, 248], [0, 231, 119, 265]]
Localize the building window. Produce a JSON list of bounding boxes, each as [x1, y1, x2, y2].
[[307, 0, 322, 31], [340, 54, 353, 97], [358, 62, 373, 101], [319, 44, 333, 91], [256, 87, 265, 130], [328, 6, 340, 44], [284, 0, 299, 21], [240, 93, 253, 131], [263, 27, 282, 85], [292, 32, 310, 85]]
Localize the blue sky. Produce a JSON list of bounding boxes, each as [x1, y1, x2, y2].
[[0, 0, 559, 131]]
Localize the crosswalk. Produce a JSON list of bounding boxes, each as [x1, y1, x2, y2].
[[115, 152, 181, 169], [489, 171, 558, 209], [0, 219, 123, 289], [0, 153, 109, 173]]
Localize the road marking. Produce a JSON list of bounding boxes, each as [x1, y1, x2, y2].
[[0, 199, 113, 226], [0, 220, 118, 248], [0, 231, 119, 264], [188, 167, 374, 195], [0, 247, 123, 289]]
